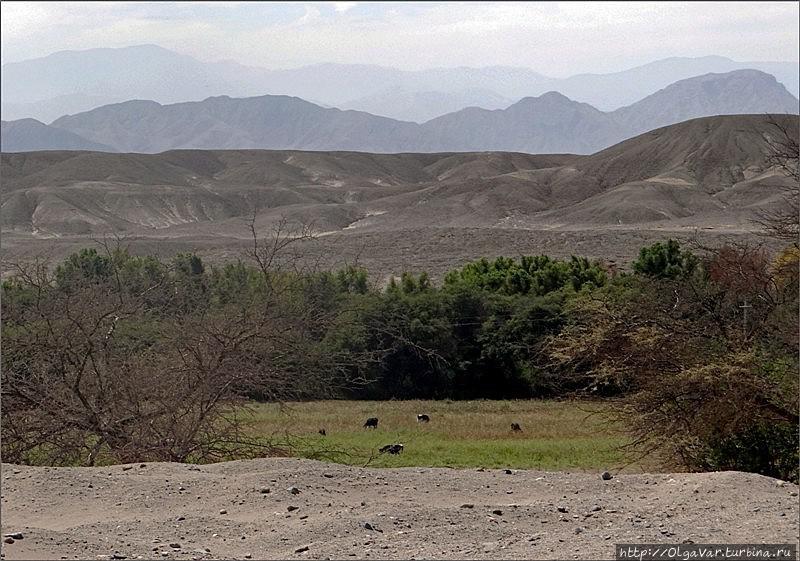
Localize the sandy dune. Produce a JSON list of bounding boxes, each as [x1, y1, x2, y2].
[[1, 459, 798, 560]]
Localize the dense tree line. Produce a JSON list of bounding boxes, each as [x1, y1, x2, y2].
[[2, 237, 797, 480]]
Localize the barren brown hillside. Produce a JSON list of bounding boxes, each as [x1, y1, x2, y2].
[[1, 115, 796, 274]]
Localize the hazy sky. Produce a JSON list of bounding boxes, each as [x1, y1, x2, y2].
[[1, 1, 798, 75]]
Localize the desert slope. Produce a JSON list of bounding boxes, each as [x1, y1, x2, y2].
[[1, 458, 798, 560], [2, 114, 796, 238]]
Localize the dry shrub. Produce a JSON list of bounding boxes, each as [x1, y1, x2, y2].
[[549, 241, 798, 480], [1, 226, 372, 466]]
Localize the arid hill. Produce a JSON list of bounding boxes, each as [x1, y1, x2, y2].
[[2, 114, 796, 237], [1, 114, 795, 279]]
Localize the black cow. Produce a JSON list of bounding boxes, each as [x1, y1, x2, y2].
[[417, 414, 430, 423], [363, 417, 379, 429], [379, 443, 404, 455], [511, 422, 523, 432]]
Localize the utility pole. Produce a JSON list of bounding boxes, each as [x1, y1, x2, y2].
[[740, 298, 752, 339]]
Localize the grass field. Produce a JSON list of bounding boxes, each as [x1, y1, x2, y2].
[[242, 399, 651, 472]]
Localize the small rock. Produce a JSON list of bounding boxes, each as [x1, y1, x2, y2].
[[591, 505, 602, 512], [600, 471, 613, 480], [574, 527, 584, 534], [111, 555, 127, 560], [219, 509, 227, 515], [360, 501, 366, 507], [3, 538, 14, 545], [287, 505, 299, 512], [323, 474, 334, 478], [4, 533, 23, 540], [492, 509, 503, 516], [295, 545, 310, 553], [169, 543, 181, 549], [557, 506, 569, 513], [460, 504, 475, 509], [504, 469, 513, 475], [122, 466, 133, 471], [288, 486, 301, 495], [176, 516, 185, 521], [245, 555, 252, 559], [260, 488, 271, 494]]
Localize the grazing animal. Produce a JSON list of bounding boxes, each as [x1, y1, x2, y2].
[[363, 417, 379, 429], [511, 422, 523, 432], [417, 414, 430, 423], [379, 443, 404, 455], [318, 428, 326, 436]]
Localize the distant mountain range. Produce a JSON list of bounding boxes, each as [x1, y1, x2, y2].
[[1, 44, 798, 123], [3, 69, 797, 155], [3, 114, 797, 238], [1, 118, 114, 152]]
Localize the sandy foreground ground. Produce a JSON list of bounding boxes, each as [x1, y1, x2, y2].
[[1, 458, 798, 560]]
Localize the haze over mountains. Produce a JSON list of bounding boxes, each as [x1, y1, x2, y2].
[[3, 69, 796, 155], [2, 45, 798, 123], [0, 119, 114, 153], [2, 115, 796, 241]]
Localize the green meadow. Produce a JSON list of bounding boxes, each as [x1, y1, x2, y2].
[[243, 399, 650, 472]]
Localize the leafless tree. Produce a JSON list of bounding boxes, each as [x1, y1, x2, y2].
[[755, 115, 799, 245], [1, 223, 377, 466]]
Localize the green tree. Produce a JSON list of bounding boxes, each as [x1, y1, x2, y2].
[[55, 248, 113, 286], [632, 239, 698, 279]]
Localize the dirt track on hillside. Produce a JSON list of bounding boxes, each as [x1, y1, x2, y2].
[[1, 459, 798, 560]]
